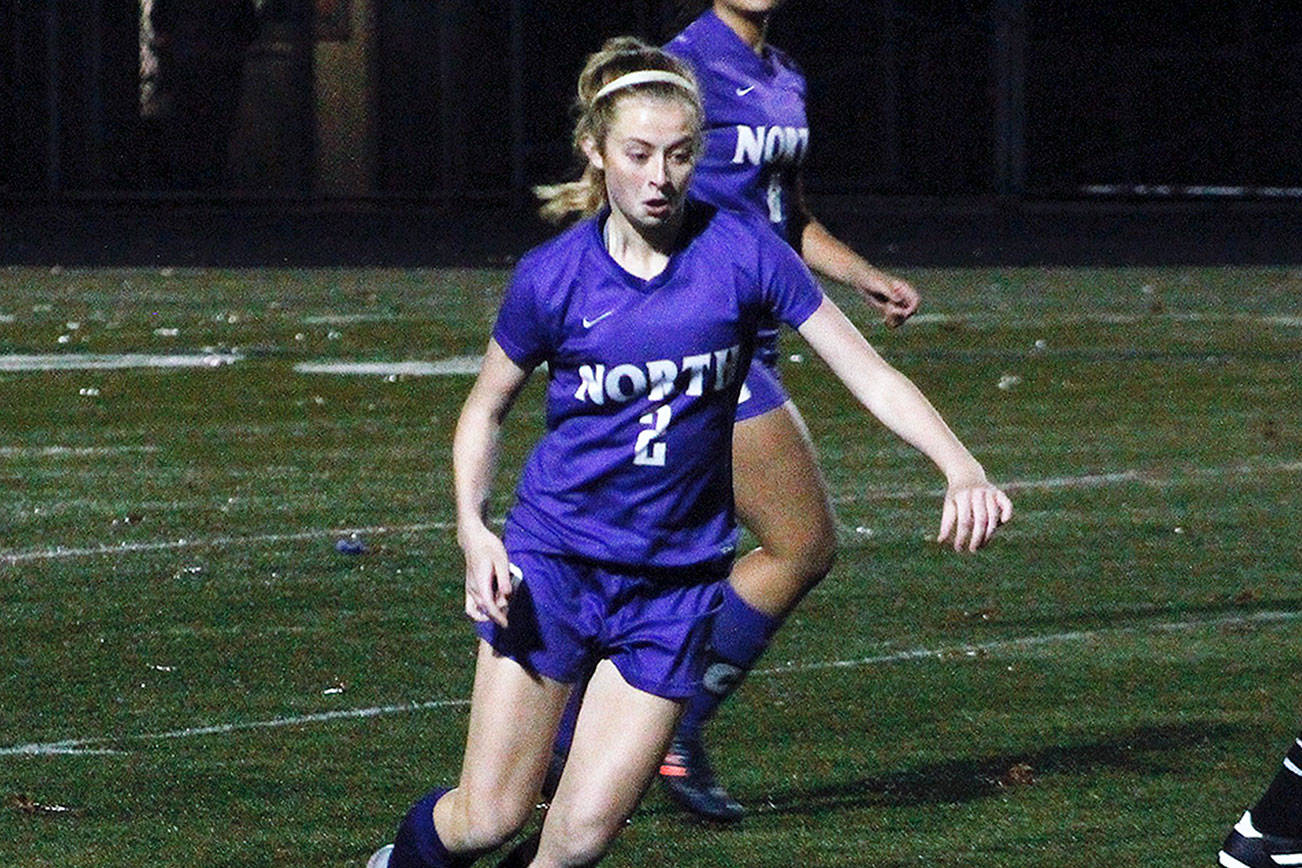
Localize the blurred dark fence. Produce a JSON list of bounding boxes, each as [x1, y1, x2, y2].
[[5, 0, 1302, 201]]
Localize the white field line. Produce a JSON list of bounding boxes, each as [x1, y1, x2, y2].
[[0, 445, 159, 458], [0, 353, 242, 371], [906, 311, 1302, 329], [1001, 461, 1302, 492], [7, 460, 1301, 565], [294, 356, 482, 376], [0, 521, 455, 565], [0, 699, 470, 756], [8, 492, 319, 517], [758, 610, 1302, 675], [834, 458, 1302, 505], [4, 610, 1296, 758], [302, 314, 412, 325]]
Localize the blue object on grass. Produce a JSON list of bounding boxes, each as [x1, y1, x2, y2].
[[335, 537, 367, 555]]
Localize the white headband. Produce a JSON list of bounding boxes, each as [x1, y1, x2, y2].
[[593, 70, 697, 103]]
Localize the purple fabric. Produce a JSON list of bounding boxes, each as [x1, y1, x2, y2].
[[389, 788, 476, 868], [666, 10, 809, 244], [667, 10, 811, 376], [475, 547, 728, 700], [735, 359, 789, 422], [492, 205, 822, 569], [677, 583, 782, 737]]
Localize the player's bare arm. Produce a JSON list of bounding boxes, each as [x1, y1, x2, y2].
[[795, 297, 1011, 551], [452, 339, 531, 626], [795, 179, 920, 327]]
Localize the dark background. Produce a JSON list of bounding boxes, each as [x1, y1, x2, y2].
[[5, 0, 1302, 266]]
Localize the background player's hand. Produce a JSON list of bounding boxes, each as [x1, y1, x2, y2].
[[458, 524, 513, 626], [937, 479, 1013, 552], [857, 268, 920, 328]]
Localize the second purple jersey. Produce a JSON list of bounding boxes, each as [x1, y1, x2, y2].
[[667, 10, 809, 244], [492, 204, 823, 570], [667, 10, 810, 373]]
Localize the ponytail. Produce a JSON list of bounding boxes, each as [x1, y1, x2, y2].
[[534, 166, 607, 226]]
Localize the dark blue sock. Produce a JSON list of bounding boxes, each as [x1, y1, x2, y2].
[[389, 787, 476, 868], [677, 584, 781, 741]]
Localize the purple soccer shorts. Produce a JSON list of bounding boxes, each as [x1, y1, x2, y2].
[[475, 548, 727, 701], [735, 360, 789, 422]]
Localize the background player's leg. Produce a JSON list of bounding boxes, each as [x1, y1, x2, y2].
[[531, 659, 681, 868], [730, 400, 838, 615], [382, 640, 570, 867], [541, 664, 593, 799], [662, 400, 836, 820]]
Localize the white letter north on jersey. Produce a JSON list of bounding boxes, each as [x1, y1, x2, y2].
[[573, 345, 741, 404], [575, 364, 606, 404], [733, 125, 765, 166], [605, 364, 648, 403], [646, 359, 679, 401], [681, 353, 712, 396], [713, 345, 740, 391], [732, 125, 810, 166]]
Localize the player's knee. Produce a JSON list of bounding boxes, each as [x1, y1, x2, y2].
[[797, 516, 837, 582], [817, 531, 838, 577], [454, 791, 534, 851], [539, 808, 622, 866], [767, 508, 837, 586]]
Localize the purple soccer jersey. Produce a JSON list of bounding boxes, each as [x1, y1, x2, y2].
[[492, 204, 823, 570], [667, 10, 810, 380], [667, 10, 810, 245]]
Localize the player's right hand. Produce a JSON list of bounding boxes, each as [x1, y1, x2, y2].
[[863, 269, 920, 328], [458, 524, 513, 627]]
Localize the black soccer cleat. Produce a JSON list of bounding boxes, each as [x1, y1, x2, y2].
[[658, 735, 744, 823], [1219, 811, 1302, 868]]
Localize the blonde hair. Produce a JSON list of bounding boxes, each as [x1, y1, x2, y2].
[[535, 37, 703, 225]]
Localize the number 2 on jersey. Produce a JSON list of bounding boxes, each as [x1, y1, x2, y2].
[[633, 405, 671, 466]]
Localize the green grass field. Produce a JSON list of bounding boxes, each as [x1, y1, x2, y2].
[[2, 264, 1300, 867]]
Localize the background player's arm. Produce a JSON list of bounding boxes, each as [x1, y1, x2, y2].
[[795, 297, 1011, 551], [452, 339, 532, 625], [793, 177, 920, 328]]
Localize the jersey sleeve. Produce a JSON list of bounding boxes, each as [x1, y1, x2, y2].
[[759, 231, 824, 329], [491, 264, 552, 370]]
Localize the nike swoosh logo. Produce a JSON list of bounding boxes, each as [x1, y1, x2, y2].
[[582, 310, 614, 328], [735, 85, 755, 96]]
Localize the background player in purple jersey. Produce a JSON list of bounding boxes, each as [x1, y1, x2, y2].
[[368, 37, 1009, 868], [658, 0, 932, 821], [671, 0, 919, 325]]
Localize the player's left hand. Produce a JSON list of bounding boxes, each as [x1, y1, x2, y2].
[[459, 523, 514, 627], [858, 269, 920, 328], [937, 480, 1013, 552]]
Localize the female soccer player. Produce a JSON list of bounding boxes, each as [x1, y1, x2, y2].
[[654, 0, 920, 821], [369, 37, 1009, 868]]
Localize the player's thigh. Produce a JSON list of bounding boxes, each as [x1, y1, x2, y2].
[[539, 659, 681, 861], [458, 640, 570, 809], [732, 400, 836, 558]]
